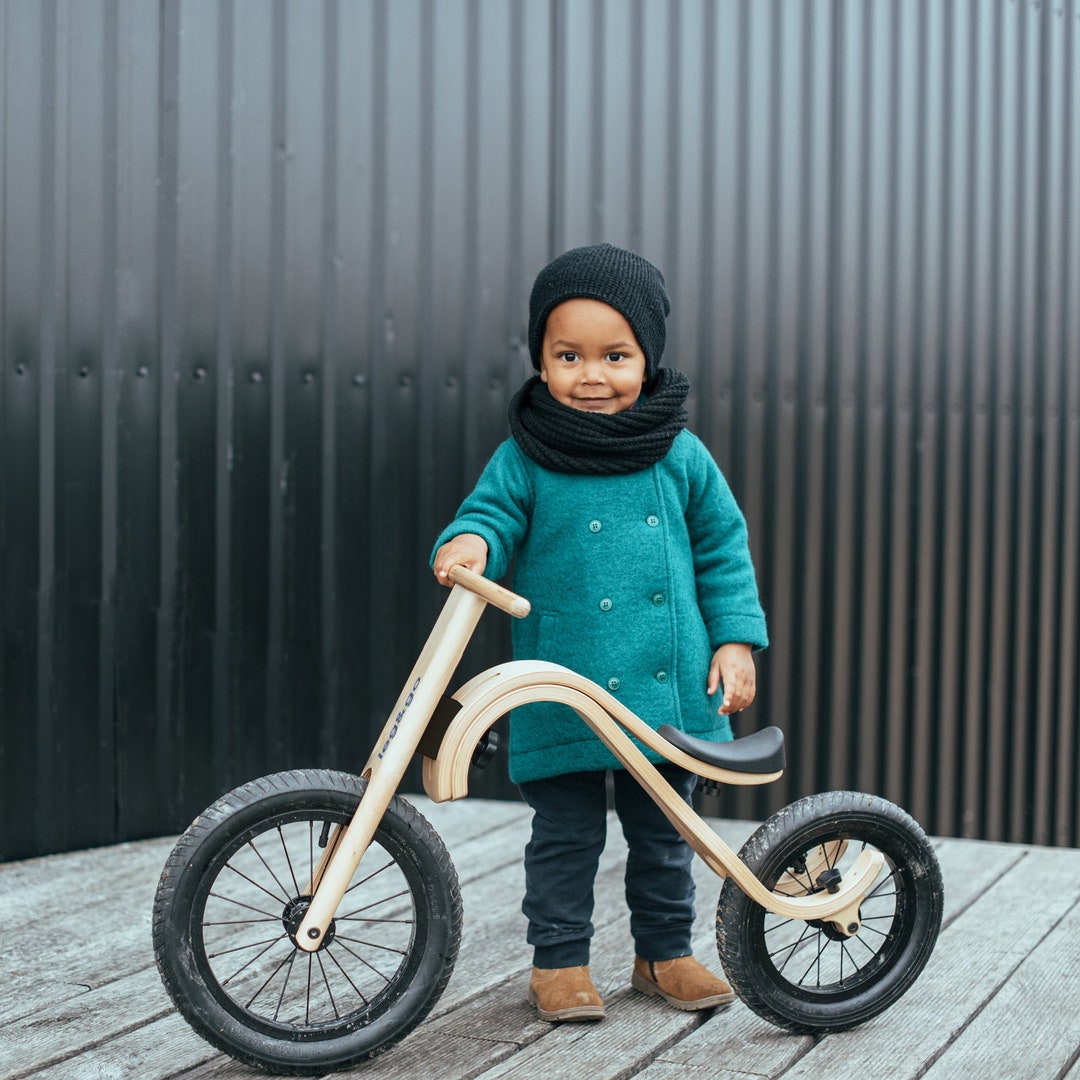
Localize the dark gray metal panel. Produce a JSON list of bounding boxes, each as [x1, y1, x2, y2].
[[1, 0, 1078, 859]]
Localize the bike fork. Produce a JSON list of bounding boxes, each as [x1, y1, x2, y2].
[[296, 584, 487, 951]]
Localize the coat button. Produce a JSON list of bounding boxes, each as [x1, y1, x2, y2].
[[646, 515, 660, 527], [655, 670, 668, 683], [599, 598, 613, 611], [588, 520, 602, 533], [651, 592, 665, 606], [607, 677, 621, 692]]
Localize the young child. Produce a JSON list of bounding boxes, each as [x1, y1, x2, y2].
[[432, 244, 768, 1022]]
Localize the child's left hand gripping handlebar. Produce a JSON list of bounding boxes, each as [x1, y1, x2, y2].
[[448, 564, 532, 619]]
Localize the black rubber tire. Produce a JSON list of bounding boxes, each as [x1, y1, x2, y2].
[[716, 791, 943, 1033], [153, 770, 462, 1074]]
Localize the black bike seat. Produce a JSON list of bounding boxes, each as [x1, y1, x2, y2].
[[657, 724, 785, 774]]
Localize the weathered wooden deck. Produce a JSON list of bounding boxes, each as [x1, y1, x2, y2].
[[2, 795, 1078, 1080]]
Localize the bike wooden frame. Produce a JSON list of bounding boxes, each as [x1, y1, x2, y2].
[[296, 567, 882, 951]]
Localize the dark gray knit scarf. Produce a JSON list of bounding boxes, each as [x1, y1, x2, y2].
[[507, 368, 690, 475]]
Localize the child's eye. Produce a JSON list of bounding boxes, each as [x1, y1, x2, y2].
[[606, 352, 626, 363], [558, 351, 580, 363]]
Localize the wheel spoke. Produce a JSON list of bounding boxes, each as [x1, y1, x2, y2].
[[222, 859, 291, 907], [342, 856, 398, 897], [769, 921, 817, 975], [338, 915, 414, 926], [325, 943, 373, 1003], [795, 933, 830, 988], [210, 933, 288, 966], [243, 945, 297, 1008], [333, 937, 398, 983], [333, 934, 409, 957], [207, 889, 282, 922], [272, 950, 295, 1022], [338, 888, 412, 921], [245, 833, 294, 901], [315, 951, 341, 1020]]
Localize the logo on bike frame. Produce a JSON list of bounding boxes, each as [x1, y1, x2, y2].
[[377, 677, 422, 759]]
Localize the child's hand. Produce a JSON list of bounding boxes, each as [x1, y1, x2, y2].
[[707, 643, 756, 715], [433, 533, 489, 586]]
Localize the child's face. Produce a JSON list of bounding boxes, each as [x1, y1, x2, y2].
[[539, 298, 647, 414]]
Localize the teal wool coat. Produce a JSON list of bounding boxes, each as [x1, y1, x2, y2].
[[431, 430, 768, 783]]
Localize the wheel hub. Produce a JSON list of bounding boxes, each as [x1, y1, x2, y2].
[[282, 896, 336, 950]]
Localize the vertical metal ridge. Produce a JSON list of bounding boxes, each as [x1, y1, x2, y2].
[[100, 0, 121, 840], [693, 0, 717, 433], [35, 0, 60, 850], [960, 0, 988, 839], [588, 0, 605, 241], [213, 0, 235, 784], [265, 0, 287, 762], [462, 0, 481, 468], [155, 0, 181, 815], [547, 0, 564, 255], [506, 0, 526, 350], [1055, 0, 1079, 847], [1005, 0, 1033, 844], [319, 0, 340, 755], [365, 0, 389, 715], [627, 0, 644, 251], [983, 0, 1009, 841]]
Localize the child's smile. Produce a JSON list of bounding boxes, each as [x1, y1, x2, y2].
[[540, 298, 647, 415]]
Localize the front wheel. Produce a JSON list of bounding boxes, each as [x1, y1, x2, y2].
[[716, 791, 943, 1033], [153, 770, 462, 1074]]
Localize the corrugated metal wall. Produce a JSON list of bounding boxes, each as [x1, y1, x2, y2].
[[1, 0, 1077, 860]]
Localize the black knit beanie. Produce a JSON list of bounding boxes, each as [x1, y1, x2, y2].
[[527, 244, 671, 387]]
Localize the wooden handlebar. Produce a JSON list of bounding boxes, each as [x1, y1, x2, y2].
[[448, 565, 531, 619]]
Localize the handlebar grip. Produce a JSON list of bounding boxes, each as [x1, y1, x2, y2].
[[448, 565, 531, 619]]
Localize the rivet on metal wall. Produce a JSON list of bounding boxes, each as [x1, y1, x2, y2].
[[249, 370, 263, 384], [352, 373, 367, 387]]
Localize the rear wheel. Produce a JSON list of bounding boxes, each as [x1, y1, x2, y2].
[[717, 791, 943, 1033], [153, 770, 461, 1074]]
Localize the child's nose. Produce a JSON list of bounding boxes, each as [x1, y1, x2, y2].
[[580, 360, 605, 382]]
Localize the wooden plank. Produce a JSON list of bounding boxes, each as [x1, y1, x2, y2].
[[633, 1008, 814, 1079], [463, 986, 704, 1080], [329, 978, 553, 1080], [0, 969, 176, 1077], [0, 836, 175, 929], [0, 845, 171, 1025], [762, 847, 1080, 1080], [931, 836, 1028, 923], [15, 1012, 220, 1080], [920, 892, 1080, 1080]]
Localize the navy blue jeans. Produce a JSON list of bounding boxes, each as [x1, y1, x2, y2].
[[518, 764, 698, 968]]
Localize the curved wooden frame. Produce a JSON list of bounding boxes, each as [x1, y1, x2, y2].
[[422, 661, 881, 922], [297, 571, 883, 950]]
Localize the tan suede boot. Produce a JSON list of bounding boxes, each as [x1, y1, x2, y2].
[[631, 955, 735, 1011], [528, 965, 606, 1022]]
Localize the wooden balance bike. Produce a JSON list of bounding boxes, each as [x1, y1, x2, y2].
[[153, 566, 944, 1075]]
